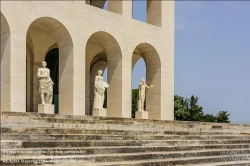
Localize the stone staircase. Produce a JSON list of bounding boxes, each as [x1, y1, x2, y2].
[[1, 111, 250, 166]]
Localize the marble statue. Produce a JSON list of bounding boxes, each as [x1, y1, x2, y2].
[[93, 70, 109, 109], [37, 61, 54, 105], [137, 78, 153, 112]]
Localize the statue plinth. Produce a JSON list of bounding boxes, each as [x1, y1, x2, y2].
[[38, 104, 54, 114], [92, 108, 107, 117], [135, 111, 148, 119]]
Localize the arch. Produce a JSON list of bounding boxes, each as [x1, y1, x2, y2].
[[26, 17, 73, 114], [45, 43, 58, 57], [85, 31, 123, 117], [132, 43, 161, 119], [1, 12, 11, 111]]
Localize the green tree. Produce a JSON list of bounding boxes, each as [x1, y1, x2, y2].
[[174, 95, 230, 123], [186, 95, 204, 121], [131, 89, 138, 118], [216, 111, 230, 123], [174, 95, 189, 120], [174, 95, 204, 121], [201, 114, 217, 122], [131, 92, 230, 123]]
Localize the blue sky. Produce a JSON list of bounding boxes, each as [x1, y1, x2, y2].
[[105, 1, 250, 124]]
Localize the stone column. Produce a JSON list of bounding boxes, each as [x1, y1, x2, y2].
[[4, 31, 26, 112], [147, 0, 162, 27], [1, 13, 11, 112], [161, 1, 174, 120], [26, 44, 34, 112], [108, 0, 132, 18], [71, 40, 85, 116], [161, 1, 174, 32]]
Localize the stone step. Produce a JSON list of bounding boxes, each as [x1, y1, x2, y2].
[[70, 160, 250, 166], [180, 160, 250, 166], [164, 131, 250, 136], [2, 127, 250, 137], [2, 133, 250, 141], [1, 127, 163, 135], [2, 112, 250, 130], [1, 121, 172, 132], [2, 139, 250, 149], [1, 144, 250, 158], [2, 112, 250, 166], [1, 150, 250, 166], [53, 160, 250, 166], [2, 120, 250, 135]]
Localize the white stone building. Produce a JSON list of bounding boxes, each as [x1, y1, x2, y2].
[[0, 0, 174, 120]]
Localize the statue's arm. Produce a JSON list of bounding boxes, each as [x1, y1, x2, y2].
[[146, 85, 153, 89]]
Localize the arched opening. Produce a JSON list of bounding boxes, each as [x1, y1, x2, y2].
[[85, 31, 122, 117], [132, 58, 146, 118], [132, 43, 161, 119], [26, 17, 73, 114], [0, 12, 11, 111]]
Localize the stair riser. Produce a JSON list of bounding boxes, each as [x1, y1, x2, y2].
[[3, 127, 250, 136], [2, 134, 250, 141], [2, 145, 250, 158], [2, 112, 250, 129], [1, 127, 163, 135], [2, 122, 250, 134], [2, 140, 250, 149], [1, 154, 249, 166]]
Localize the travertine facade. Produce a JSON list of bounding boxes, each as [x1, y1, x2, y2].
[[0, 0, 174, 120]]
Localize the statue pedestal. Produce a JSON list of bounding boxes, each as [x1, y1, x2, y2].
[[92, 108, 107, 117], [135, 111, 148, 119], [38, 104, 54, 114]]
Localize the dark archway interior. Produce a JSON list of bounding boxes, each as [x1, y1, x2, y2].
[[86, 0, 107, 9], [45, 48, 59, 114]]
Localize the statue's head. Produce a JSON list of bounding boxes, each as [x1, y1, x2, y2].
[[141, 78, 145, 83], [98, 70, 103, 76], [42, 61, 47, 68]]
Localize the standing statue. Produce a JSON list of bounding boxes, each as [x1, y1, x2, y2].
[[93, 70, 109, 109], [137, 78, 153, 112], [37, 61, 54, 105]]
